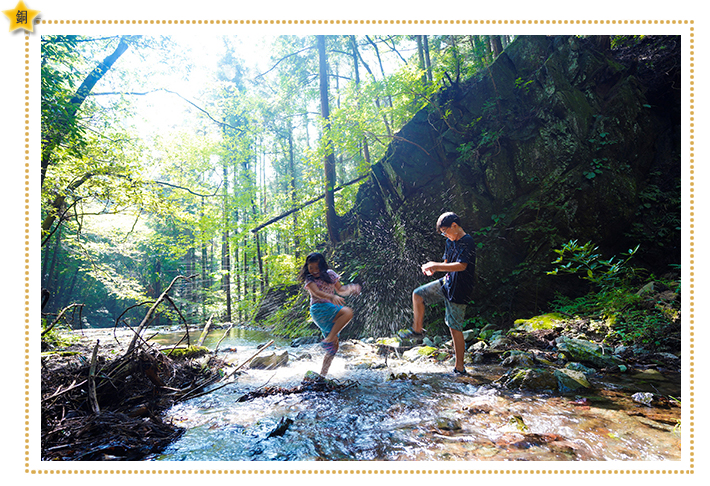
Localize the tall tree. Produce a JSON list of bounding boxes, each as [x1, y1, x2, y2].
[[41, 36, 134, 189], [317, 35, 339, 244]]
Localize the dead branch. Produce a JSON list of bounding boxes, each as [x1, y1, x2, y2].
[[176, 340, 274, 402], [196, 314, 214, 348], [42, 379, 87, 403], [213, 321, 234, 353], [164, 332, 189, 358], [88, 340, 100, 413], [163, 294, 191, 346], [42, 303, 84, 336], [126, 274, 197, 355]]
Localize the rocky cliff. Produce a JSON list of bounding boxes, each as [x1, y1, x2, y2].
[[336, 35, 681, 336]]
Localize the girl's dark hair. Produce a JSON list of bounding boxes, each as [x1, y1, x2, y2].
[[297, 252, 334, 283]]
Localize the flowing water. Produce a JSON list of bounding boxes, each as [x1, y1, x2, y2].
[[148, 329, 681, 462]]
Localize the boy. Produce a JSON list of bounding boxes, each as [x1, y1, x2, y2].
[[399, 212, 476, 375]]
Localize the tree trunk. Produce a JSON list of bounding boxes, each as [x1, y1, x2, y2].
[[416, 35, 426, 84], [200, 197, 209, 321], [317, 35, 339, 244], [255, 233, 264, 294], [350, 35, 373, 172], [221, 162, 232, 323], [354, 43, 392, 137], [41, 36, 132, 189], [491, 35, 504, 59], [482, 35, 492, 63], [287, 126, 300, 258], [365, 36, 395, 131], [423, 35, 432, 83], [45, 225, 62, 312]]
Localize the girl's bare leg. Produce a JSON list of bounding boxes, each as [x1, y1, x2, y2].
[[322, 307, 353, 344], [320, 349, 336, 376]]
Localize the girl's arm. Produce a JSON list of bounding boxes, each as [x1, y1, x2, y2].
[[335, 281, 361, 296], [306, 282, 345, 305]]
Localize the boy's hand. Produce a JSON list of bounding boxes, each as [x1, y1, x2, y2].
[[421, 262, 437, 276]]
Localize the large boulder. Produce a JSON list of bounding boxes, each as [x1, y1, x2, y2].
[[496, 367, 559, 392], [556, 336, 624, 369]]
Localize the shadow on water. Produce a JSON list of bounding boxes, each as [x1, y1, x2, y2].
[[150, 331, 681, 462]]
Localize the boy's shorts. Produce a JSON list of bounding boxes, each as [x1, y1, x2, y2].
[[310, 302, 344, 337], [413, 279, 466, 331]]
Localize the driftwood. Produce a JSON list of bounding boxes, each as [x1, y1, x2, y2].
[[41, 338, 223, 460], [126, 274, 197, 354], [88, 340, 100, 413], [196, 314, 214, 347], [175, 340, 275, 402], [213, 321, 234, 353]]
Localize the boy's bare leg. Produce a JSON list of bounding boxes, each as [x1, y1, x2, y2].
[[320, 351, 336, 376], [450, 328, 466, 372], [323, 307, 353, 344], [412, 292, 425, 333]]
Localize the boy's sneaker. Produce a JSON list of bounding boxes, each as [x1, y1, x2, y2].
[[452, 367, 469, 376], [397, 328, 425, 343]]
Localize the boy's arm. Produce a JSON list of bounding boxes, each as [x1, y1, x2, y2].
[[421, 261, 467, 276]]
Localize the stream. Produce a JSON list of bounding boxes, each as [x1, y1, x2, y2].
[[148, 328, 681, 462]]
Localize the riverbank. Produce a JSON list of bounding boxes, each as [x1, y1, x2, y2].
[[40, 317, 681, 461], [41, 326, 225, 460]]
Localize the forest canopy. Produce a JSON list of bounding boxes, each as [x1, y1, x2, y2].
[[41, 34, 515, 329]]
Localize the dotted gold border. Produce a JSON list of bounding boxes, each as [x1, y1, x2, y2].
[[34, 19, 694, 25], [25, 20, 694, 475]]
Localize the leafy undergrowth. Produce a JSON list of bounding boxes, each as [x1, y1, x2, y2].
[[546, 240, 680, 353], [550, 284, 680, 353]]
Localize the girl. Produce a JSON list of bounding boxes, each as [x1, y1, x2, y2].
[[298, 252, 361, 377]]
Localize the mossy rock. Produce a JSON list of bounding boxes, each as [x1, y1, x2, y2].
[[556, 336, 624, 368], [554, 368, 593, 393], [376, 337, 402, 347], [479, 325, 499, 341], [162, 345, 209, 359], [402, 345, 438, 361], [513, 313, 568, 332], [497, 367, 558, 392]]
